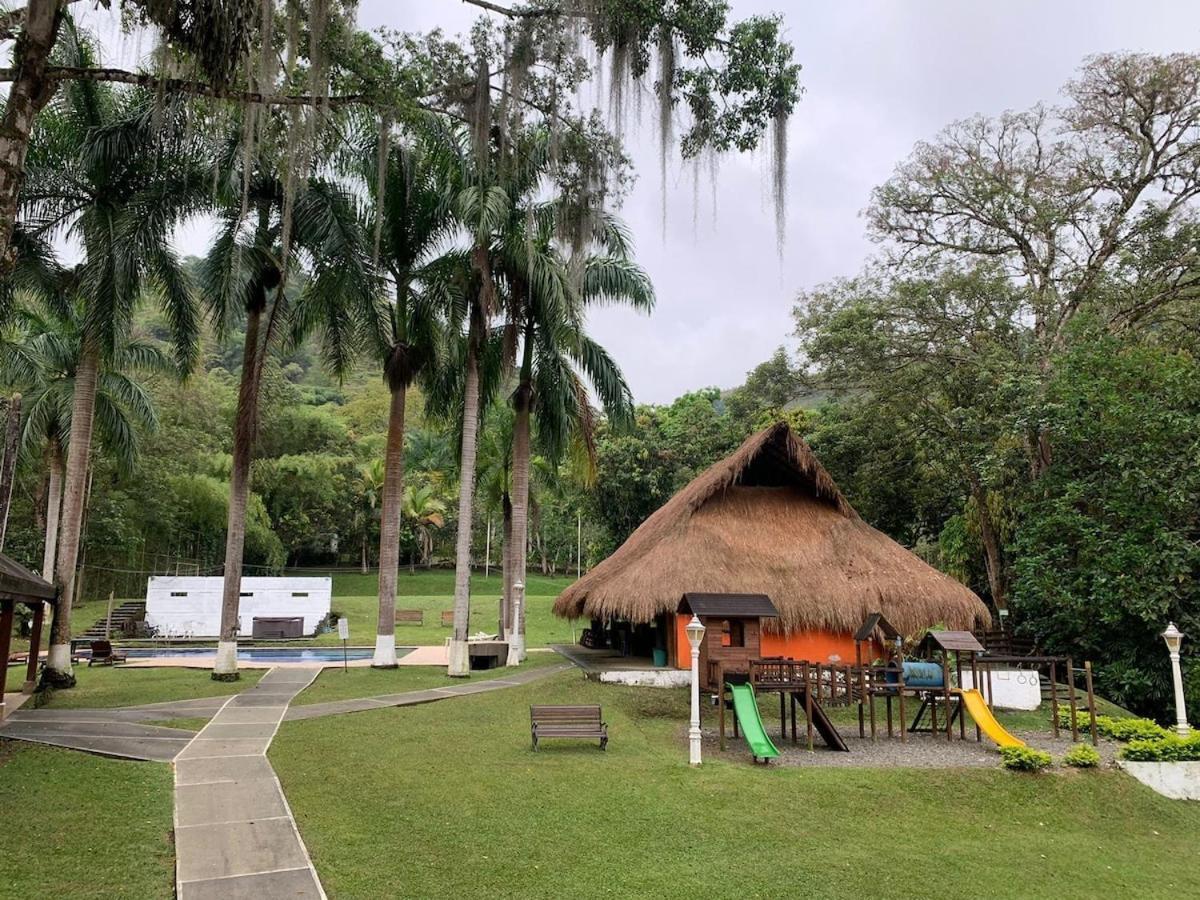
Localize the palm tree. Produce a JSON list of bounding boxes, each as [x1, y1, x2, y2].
[[19, 53, 208, 685], [402, 481, 447, 572], [202, 110, 376, 679], [355, 136, 454, 668], [353, 458, 385, 574], [497, 210, 652, 659], [6, 298, 173, 579]]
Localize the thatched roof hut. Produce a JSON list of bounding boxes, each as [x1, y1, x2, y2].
[[554, 423, 988, 636]]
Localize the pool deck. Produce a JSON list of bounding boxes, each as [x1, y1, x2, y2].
[[120, 645, 444, 669]]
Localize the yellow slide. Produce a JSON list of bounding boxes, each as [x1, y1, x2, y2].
[[953, 688, 1026, 748]]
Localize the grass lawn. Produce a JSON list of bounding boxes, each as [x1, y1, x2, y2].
[[33, 665, 263, 710], [271, 672, 1200, 899], [310, 569, 579, 648], [0, 741, 174, 899], [292, 649, 565, 706]]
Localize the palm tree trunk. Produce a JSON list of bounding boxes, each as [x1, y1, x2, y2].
[[41, 435, 64, 578], [373, 385, 406, 667], [45, 335, 100, 686], [508, 393, 532, 663], [214, 302, 264, 679], [448, 324, 482, 677], [0, 392, 21, 551], [0, 1, 61, 275], [500, 493, 512, 635]]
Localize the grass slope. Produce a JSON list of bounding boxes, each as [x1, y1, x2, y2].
[[0, 741, 174, 899], [271, 672, 1200, 899], [33, 665, 263, 710]]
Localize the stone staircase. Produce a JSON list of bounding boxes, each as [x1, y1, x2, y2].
[[78, 601, 146, 640]]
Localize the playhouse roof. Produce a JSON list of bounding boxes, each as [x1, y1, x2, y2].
[[553, 423, 989, 636], [0, 552, 56, 604]]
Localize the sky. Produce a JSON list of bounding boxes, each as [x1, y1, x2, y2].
[[75, 1, 1200, 403]]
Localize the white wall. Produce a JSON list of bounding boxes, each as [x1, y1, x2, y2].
[[145, 576, 332, 638], [960, 668, 1042, 711]]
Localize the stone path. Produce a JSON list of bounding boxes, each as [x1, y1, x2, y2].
[[173, 667, 325, 900], [284, 661, 572, 721]]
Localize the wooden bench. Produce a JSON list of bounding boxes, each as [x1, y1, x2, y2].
[[394, 609, 424, 626], [530, 705, 608, 751], [440, 610, 455, 627]]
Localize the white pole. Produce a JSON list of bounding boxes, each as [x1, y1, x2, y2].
[[576, 511, 582, 579], [689, 636, 702, 766], [485, 516, 492, 578], [506, 581, 525, 666], [1169, 650, 1191, 737]]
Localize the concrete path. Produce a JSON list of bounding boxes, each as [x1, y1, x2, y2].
[[284, 661, 572, 721], [0, 714, 194, 760], [173, 667, 324, 899]]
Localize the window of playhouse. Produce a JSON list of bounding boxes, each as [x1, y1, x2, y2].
[[721, 619, 745, 648]]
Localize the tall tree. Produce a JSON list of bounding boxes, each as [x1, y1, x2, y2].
[[203, 112, 376, 679], [20, 65, 206, 685]]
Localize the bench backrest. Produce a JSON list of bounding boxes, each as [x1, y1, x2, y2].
[[91, 640, 114, 656], [531, 705, 603, 726], [395, 609, 423, 624]]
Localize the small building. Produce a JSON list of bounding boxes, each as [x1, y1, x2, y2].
[[677, 593, 780, 690], [145, 576, 332, 638], [1, 552, 57, 717], [554, 423, 989, 670]]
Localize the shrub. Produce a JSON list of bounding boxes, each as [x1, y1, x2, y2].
[[1000, 746, 1053, 771], [1057, 711, 1169, 742], [1120, 734, 1200, 763], [1063, 744, 1100, 768]]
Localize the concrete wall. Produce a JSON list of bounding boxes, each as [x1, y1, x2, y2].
[[145, 576, 332, 638], [1120, 760, 1200, 800]]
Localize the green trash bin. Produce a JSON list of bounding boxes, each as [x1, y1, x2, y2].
[[652, 647, 667, 667]]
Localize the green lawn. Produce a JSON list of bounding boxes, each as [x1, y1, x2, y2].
[[312, 569, 579, 648], [0, 741, 174, 899], [33, 664, 263, 710], [271, 671, 1200, 899], [292, 649, 565, 706]]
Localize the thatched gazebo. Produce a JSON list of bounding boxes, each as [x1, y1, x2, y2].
[[554, 423, 988, 669]]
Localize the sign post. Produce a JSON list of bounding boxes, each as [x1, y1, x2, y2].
[[337, 617, 349, 673]]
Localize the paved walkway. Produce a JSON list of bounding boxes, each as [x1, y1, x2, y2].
[[173, 667, 324, 899], [284, 661, 572, 721]]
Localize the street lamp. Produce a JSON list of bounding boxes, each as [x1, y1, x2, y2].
[[1162, 622, 1191, 737], [686, 615, 706, 766]]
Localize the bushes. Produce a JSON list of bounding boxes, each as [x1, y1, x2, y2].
[[1063, 744, 1100, 768], [1056, 711, 1169, 741], [1000, 746, 1053, 771], [1120, 734, 1200, 763]]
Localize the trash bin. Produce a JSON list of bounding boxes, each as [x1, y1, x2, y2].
[[652, 647, 667, 667]]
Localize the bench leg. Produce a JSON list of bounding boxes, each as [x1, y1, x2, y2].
[[600, 736, 608, 751], [531, 734, 538, 752]]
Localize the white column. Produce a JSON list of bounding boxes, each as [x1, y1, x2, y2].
[[506, 581, 525, 666], [1169, 647, 1191, 737], [689, 639, 702, 765]]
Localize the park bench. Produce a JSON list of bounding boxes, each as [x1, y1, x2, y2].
[[394, 609, 424, 626], [530, 704, 608, 751], [440, 610, 454, 627]]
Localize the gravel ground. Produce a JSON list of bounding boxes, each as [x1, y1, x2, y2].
[[703, 725, 1123, 770]]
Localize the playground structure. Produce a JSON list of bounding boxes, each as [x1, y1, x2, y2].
[[715, 612, 1099, 760]]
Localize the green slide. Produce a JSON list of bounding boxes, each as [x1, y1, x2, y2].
[[727, 682, 781, 762]]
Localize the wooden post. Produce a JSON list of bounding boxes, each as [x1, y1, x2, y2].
[[856, 644, 866, 738], [0, 599, 14, 712], [942, 653, 953, 741], [1084, 661, 1098, 747], [790, 691, 797, 743], [868, 668, 877, 742], [971, 654, 981, 742], [1066, 656, 1079, 742], [886, 693, 893, 738], [805, 663, 814, 752], [718, 681, 726, 752], [956, 653, 966, 740], [1049, 660, 1060, 739], [898, 668, 907, 744], [24, 602, 45, 692]]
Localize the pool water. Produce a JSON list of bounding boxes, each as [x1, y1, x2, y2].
[[118, 647, 402, 663]]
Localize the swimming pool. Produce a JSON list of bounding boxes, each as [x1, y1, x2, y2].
[[118, 647, 408, 663]]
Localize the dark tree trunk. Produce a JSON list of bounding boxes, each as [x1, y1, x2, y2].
[[0, 393, 21, 551], [373, 384, 407, 667], [0, 1, 62, 274]]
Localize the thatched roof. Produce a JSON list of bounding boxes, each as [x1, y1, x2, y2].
[[0, 552, 56, 604], [554, 423, 988, 635]]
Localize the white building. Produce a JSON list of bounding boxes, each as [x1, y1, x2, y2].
[[145, 576, 332, 638]]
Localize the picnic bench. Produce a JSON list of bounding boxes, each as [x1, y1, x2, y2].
[[394, 609, 424, 626], [87, 640, 127, 667], [440, 610, 454, 627], [530, 705, 608, 751]]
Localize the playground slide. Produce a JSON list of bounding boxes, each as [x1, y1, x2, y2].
[[727, 683, 781, 761], [792, 687, 849, 752], [954, 688, 1026, 748]]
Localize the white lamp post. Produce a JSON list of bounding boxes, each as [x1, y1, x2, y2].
[[686, 615, 706, 766], [1162, 622, 1191, 737]]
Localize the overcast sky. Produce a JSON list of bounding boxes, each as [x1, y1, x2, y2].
[[81, 2, 1200, 403]]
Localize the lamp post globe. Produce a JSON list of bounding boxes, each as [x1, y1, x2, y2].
[[686, 615, 705, 765]]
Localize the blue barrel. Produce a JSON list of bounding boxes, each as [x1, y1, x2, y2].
[[902, 661, 944, 688]]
